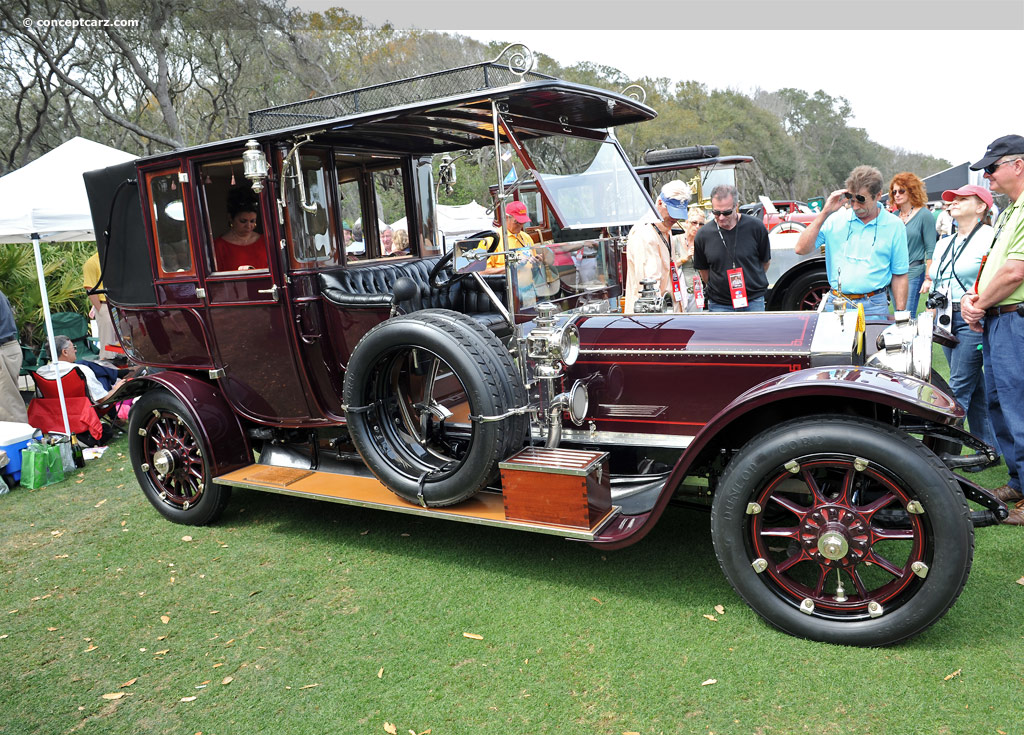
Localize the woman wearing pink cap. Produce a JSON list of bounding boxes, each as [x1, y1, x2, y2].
[[924, 184, 998, 470]]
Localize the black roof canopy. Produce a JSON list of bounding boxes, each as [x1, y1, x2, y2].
[[252, 81, 656, 155], [135, 66, 657, 164]]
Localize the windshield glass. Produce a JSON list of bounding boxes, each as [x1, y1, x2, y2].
[[522, 138, 653, 229], [454, 236, 620, 313]]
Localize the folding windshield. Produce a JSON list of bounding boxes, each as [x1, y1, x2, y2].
[[521, 137, 653, 230]]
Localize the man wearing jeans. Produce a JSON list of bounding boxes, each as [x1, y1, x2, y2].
[[693, 184, 770, 312], [960, 135, 1024, 525], [796, 165, 908, 318]]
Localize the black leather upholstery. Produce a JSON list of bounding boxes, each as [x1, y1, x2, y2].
[[318, 257, 510, 335]]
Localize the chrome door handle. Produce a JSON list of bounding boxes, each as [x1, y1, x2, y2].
[[257, 284, 279, 302]]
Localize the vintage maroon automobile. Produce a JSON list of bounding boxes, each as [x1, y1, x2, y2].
[[84, 47, 1004, 647]]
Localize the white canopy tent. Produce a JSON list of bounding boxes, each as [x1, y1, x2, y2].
[[0, 137, 137, 437]]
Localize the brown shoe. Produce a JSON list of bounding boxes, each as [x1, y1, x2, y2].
[[1002, 507, 1024, 526], [991, 484, 1024, 503]]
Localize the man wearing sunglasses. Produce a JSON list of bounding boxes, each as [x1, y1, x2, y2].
[[795, 165, 908, 318], [960, 134, 1024, 525], [692, 184, 771, 311]]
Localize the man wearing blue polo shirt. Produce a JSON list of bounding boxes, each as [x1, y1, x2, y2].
[[795, 165, 909, 318]]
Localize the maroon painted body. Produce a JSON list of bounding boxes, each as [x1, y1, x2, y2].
[[567, 312, 816, 438], [567, 312, 956, 443]]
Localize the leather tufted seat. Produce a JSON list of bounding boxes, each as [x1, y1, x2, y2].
[[318, 257, 510, 336]]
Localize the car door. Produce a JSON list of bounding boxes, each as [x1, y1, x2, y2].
[[192, 150, 316, 424]]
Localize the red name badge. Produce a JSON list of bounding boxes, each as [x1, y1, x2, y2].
[[693, 275, 705, 310], [727, 267, 748, 309], [670, 263, 683, 303]]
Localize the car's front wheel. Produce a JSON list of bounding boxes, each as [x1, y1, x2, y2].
[[711, 415, 973, 646]]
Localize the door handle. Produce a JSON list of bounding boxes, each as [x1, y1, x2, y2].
[[257, 284, 279, 302], [295, 309, 322, 344]]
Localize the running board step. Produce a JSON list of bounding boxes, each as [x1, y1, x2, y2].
[[215, 464, 619, 541]]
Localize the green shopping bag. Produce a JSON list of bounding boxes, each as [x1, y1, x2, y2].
[[20, 441, 65, 489]]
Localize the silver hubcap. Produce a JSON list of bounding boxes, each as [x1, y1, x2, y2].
[[153, 448, 175, 476], [817, 530, 849, 561]]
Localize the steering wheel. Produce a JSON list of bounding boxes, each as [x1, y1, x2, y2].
[[428, 248, 467, 290]]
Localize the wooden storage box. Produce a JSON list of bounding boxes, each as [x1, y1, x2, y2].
[[499, 447, 611, 529]]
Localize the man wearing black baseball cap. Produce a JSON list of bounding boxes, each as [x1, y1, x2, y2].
[[961, 134, 1024, 525]]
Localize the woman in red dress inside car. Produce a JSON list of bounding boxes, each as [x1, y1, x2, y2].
[[213, 187, 269, 271]]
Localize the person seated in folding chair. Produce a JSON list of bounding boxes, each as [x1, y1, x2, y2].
[[34, 335, 127, 404], [31, 335, 135, 445]]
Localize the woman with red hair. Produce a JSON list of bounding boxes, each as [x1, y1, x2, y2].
[[888, 172, 936, 313]]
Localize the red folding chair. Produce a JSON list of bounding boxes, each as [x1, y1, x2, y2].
[[27, 367, 104, 441]]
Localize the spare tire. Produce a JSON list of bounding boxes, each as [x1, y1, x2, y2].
[[344, 310, 524, 506], [415, 309, 529, 447], [644, 145, 720, 165]]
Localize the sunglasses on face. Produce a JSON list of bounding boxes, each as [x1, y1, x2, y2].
[[984, 158, 1021, 175], [712, 208, 734, 217], [891, 188, 907, 195], [844, 192, 868, 203]]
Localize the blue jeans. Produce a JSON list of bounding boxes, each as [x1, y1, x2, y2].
[[941, 311, 997, 452], [906, 266, 926, 315], [707, 296, 765, 312], [982, 309, 1024, 492], [824, 290, 889, 319]]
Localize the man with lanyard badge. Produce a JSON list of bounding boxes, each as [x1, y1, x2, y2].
[[693, 184, 771, 311], [624, 180, 692, 314], [796, 165, 908, 318], [960, 135, 1024, 524]]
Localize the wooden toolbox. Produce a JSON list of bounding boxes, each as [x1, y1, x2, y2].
[[499, 447, 611, 529]]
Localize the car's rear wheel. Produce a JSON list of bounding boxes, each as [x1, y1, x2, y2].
[[711, 415, 973, 646], [129, 389, 231, 525]]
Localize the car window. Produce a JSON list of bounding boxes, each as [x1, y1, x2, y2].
[[197, 157, 270, 273], [336, 165, 365, 262], [365, 163, 412, 261], [146, 170, 194, 278], [285, 149, 339, 268]]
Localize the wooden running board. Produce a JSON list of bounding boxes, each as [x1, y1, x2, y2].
[[215, 464, 619, 540]]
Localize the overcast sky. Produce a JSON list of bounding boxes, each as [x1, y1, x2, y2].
[[289, 2, 1024, 166]]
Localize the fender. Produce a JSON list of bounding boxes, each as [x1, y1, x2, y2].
[[130, 372, 251, 476], [591, 366, 962, 549]]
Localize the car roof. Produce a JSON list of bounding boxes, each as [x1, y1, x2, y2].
[[137, 63, 657, 163]]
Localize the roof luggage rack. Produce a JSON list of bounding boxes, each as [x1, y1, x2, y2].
[[248, 43, 554, 134]]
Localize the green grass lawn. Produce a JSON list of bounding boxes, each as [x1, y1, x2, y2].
[[2, 428, 1022, 735]]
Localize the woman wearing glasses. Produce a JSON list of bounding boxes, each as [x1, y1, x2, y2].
[[924, 185, 998, 470], [889, 172, 936, 314]]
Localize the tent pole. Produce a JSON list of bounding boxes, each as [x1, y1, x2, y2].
[[31, 233, 73, 438]]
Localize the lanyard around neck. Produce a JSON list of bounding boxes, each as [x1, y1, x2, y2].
[[715, 220, 738, 268], [934, 225, 981, 292]]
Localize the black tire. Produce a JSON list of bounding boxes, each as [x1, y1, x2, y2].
[[768, 220, 807, 235], [777, 267, 829, 311], [415, 309, 529, 447], [644, 145, 719, 165], [711, 415, 973, 646], [344, 311, 522, 506], [128, 389, 231, 525]]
